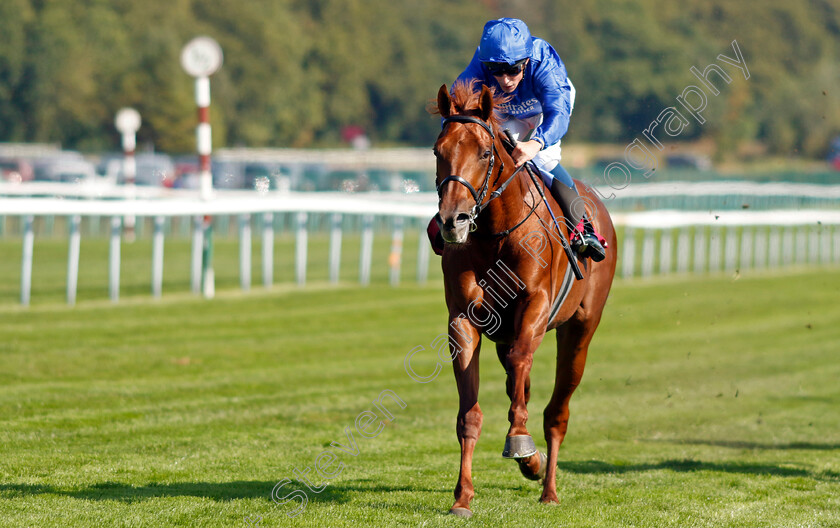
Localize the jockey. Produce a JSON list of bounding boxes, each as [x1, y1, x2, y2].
[[453, 18, 606, 262]]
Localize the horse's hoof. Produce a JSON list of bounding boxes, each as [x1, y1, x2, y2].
[[502, 434, 538, 459], [540, 493, 560, 504], [449, 507, 473, 518], [517, 451, 547, 481]]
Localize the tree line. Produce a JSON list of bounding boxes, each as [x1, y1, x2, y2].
[[0, 0, 837, 158]]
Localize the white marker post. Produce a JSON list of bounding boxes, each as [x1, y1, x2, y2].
[[181, 36, 223, 298], [115, 107, 140, 242]]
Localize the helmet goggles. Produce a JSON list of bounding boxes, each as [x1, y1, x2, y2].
[[483, 58, 527, 76]]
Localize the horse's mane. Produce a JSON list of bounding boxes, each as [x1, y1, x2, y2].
[[429, 80, 510, 132]]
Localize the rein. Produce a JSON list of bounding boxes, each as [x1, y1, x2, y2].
[[436, 115, 534, 237]]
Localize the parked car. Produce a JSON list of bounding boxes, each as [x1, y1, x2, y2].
[[36, 158, 98, 183], [101, 152, 176, 186], [665, 154, 712, 171], [828, 136, 840, 171], [243, 163, 291, 192], [0, 158, 34, 183], [171, 161, 200, 189], [211, 160, 245, 189]]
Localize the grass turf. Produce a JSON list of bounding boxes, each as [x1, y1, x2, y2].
[[0, 256, 838, 526]]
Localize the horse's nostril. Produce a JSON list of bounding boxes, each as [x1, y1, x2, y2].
[[456, 213, 471, 224]]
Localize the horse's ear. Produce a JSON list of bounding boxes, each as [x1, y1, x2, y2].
[[478, 84, 494, 123], [437, 84, 452, 118]]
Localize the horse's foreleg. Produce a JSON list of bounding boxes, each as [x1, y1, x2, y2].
[[498, 342, 547, 481], [449, 317, 482, 517], [541, 317, 593, 503], [503, 303, 547, 459]]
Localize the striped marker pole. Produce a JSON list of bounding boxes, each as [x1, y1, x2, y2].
[[196, 76, 213, 202], [196, 76, 215, 298], [115, 108, 140, 242], [181, 36, 223, 299], [122, 135, 135, 241]]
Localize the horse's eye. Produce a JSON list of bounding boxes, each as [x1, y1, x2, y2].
[[480, 149, 491, 160]]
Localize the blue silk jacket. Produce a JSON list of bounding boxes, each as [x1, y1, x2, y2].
[[454, 37, 574, 148]]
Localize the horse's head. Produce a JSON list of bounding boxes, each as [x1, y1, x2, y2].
[[433, 82, 500, 245]]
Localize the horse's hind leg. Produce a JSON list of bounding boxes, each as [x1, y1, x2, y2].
[[449, 317, 483, 517], [540, 317, 595, 503]]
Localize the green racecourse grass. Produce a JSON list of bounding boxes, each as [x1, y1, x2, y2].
[[1, 238, 839, 526]]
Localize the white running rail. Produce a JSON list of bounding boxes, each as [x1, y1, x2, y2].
[[2, 193, 839, 306]]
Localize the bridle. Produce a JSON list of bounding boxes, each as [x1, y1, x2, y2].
[[436, 115, 535, 235], [436, 113, 585, 279]]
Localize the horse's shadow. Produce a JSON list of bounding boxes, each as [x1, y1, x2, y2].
[[0, 478, 448, 505], [550, 437, 840, 482], [651, 438, 840, 451], [0, 480, 287, 503], [556, 458, 840, 482]]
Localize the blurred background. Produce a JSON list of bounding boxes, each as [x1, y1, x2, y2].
[[1, 0, 839, 305], [0, 0, 838, 188], [1, 6, 839, 526]]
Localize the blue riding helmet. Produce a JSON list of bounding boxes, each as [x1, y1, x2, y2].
[[477, 18, 533, 65]]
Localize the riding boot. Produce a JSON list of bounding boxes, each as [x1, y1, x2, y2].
[[548, 165, 606, 262], [427, 215, 444, 256]]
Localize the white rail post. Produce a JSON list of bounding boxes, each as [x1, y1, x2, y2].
[[659, 228, 672, 275], [808, 226, 820, 264], [109, 216, 121, 302], [725, 227, 738, 272], [262, 213, 274, 288], [782, 226, 794, 267], [834, 225, 840, 264], [239, 214, 251, 291], [768, 227, 781, 269], [676, 227, 690, 274], [693, 227, 707, 274], [21, 215, 34, 306], [740, 226, 754, 271], [621, 227, 635, 279], [709, 227, 723, 274], [191, 216, 203, 294], [795, 226, 807, 265], [200, 216, 215, 299], [820, 225, 831, 264], [755, 227, 768, 270], [389, 217, 404, 286], [417, 225, 430, 284], [67, 215, 81, 306], [329, 213, 343, 284], [152, 216, 165, 298], [641, 229, 654, 278], [360, 214, 374, 286], [295, 212, 308, 286]]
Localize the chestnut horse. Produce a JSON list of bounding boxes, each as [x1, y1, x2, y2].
[[433, 82, 617, 517]]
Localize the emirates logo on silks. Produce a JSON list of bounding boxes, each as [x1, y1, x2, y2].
[[498, 97, 540, 116]]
